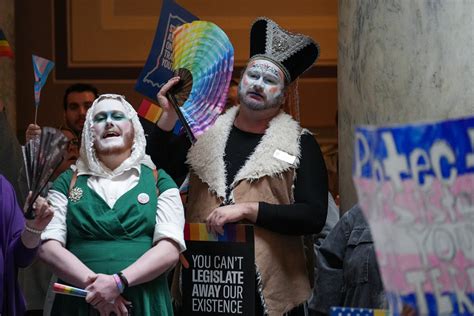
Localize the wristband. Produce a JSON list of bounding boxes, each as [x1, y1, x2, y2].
[[25, 225, 44, 235], [112, 274, 124, 293], [117, 271, 129, 288]]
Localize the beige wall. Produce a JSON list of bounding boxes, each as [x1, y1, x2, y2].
[[68, 0, 337, 67], [15, 0, 338, 147]]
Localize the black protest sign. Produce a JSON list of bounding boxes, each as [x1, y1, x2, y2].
[[182, 223, 255, 315]]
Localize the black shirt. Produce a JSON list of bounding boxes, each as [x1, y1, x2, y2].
[[223, 126, 263, 199], [144, 121, 328, 236], [224, 125, 328, 235]]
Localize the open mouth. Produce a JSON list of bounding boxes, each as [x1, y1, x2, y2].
[[248, 91, 264, 100], [103, 131, 120, 138]]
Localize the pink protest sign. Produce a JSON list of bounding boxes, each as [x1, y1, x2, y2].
[[353, 116, 474, 315]]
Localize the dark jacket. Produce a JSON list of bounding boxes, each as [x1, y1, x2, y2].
[[140, 117, 190, 187], [312, 204, 385, 315]]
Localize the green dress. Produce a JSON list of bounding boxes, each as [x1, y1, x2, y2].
[[50, 165, 176, 316]]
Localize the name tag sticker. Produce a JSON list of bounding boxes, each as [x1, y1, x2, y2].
[[273, 149, 296, 165]]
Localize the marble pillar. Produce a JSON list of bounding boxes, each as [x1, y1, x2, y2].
[[0, 0, 16, 130], [338, 0, 474, 211]]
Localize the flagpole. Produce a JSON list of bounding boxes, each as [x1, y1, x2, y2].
[[34, 106, 38, 125]]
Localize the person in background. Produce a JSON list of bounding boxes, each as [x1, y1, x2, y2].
[[311, 204, 385, 315], [308, 192, 340, 313], [0, 174, 54, 316], [39, 94, 185, 315], [25, 83, 99, 143], [52, 128, 80, 178], [225, 78, 239, 109]]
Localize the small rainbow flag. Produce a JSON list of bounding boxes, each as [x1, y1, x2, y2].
[[137, 99, 163, 123], [53, 283, 88, 298], [0, 29, 14, 58], [184, 223, 247, 242]]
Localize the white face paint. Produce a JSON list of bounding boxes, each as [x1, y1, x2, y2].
[[238, 59, 286, 111], [91, 98, 134, 156]]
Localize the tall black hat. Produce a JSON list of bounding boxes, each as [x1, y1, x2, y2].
[[249, 17, 320, 83]]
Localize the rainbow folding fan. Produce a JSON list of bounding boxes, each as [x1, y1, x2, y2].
[[167, 21, 234, 142]]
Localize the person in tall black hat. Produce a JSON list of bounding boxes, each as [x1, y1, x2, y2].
[[157, 17, 328, 315]]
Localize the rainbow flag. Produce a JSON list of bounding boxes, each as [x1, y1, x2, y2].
[[32, 55, 54, 107], [137, 99, 163, 123], [184, 223, 247, 242], [53, 283, 88, 298], [0, 29, 14, 58]]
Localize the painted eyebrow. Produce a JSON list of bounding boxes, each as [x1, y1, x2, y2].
[[94, 110, 125, 115], [92, 110, 126, 118], [263, 73, 280, 80], [249, 69, 280, 81], [249, 64, 281, 78]]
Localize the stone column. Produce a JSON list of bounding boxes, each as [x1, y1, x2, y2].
[[0, 0, 16, 130], [338, 1, 474, 211]]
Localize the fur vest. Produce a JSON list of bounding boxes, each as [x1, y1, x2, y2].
[[184, 106, 312, 315]]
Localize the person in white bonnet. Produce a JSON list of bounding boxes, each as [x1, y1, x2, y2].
[[39, 94, 185, 316]]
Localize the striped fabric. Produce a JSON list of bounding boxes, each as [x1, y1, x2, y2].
[[137, 98, 163, 123], [184, 223, 247, 242], [0, 28, 13, 58]]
